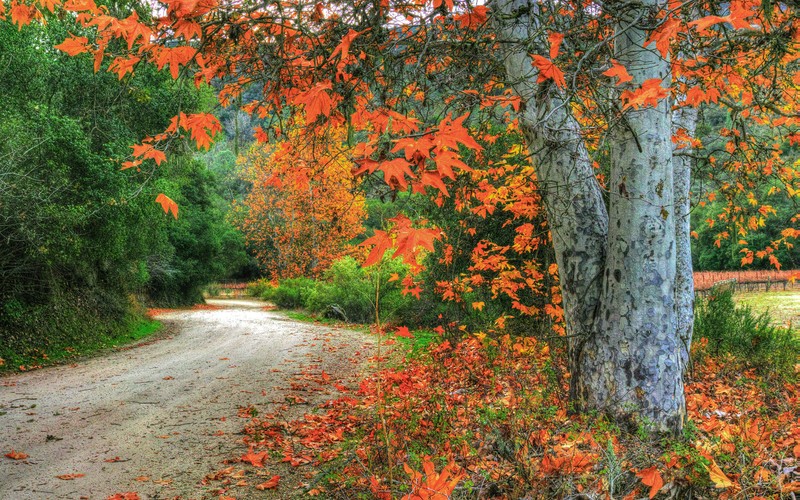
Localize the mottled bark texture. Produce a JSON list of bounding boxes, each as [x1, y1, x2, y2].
[[491, 0, 688, 433], [673, 105, 698, 376]]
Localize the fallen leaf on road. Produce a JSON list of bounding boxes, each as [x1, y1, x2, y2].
[[241, 449, 268, 467], [162, 376, 174, 380], [152, 478, 173, 485], [106, 493, 140, 500], [104, 457, 123, 462], [56, 473, 85, 480], [134, 476, 150, 482], [255, 475, 280, 490], [5, 450, 29, 460]]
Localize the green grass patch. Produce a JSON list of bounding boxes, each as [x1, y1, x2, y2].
[[734, 290, 800, 327], [395, 328, 439, 356], [0, 315, 162, 373]]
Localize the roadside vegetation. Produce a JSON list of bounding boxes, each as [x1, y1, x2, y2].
[[0, 15, 249, 371]]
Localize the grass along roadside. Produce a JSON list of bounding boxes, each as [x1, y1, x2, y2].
[[735, 290, 800, 327], [0, 315, 163, 373]]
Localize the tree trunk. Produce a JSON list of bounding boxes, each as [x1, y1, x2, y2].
[[491, 0, 687, 433], [673, 105, 698, 375]]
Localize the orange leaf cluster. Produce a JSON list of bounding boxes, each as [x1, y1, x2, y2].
[[236, 127, 366, 280]]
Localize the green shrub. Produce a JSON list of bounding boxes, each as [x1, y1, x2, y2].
[[247, 278, 275, 299], [694, 287, 799, 376], [305, 256, 416, 324], [271, 277, 317, 309]]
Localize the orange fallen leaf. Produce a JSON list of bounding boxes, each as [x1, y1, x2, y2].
[[106, 493, 140, 500], [5, 450, 28, 460], [162, 376, 174, 380], [56, 473, 85, 480], [708, 460, 734, 488], [241, 448, 268, 467], [255, 475, 280, 490], [636, 466, 664, 499], [104, 456, 123, 463], [134, 476, 150, 482]]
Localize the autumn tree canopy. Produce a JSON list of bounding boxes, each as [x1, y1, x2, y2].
[[235, 127, 366, 280], [6, 0, 800, 431]]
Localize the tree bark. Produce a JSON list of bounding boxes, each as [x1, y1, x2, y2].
[[491, 0, 687, 433], [673, 105, 697, 376]]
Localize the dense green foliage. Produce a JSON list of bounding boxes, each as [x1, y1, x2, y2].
[[0, 18, 246, 365], [257, 256, 416, 324]]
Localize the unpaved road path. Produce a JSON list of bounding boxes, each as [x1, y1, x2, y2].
[[0, 299, 374, 499]]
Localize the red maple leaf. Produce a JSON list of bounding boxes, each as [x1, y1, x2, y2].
[[636, 467, 664, 499], [361, 230, 393, 267], [155, 193, 179, 219], [240, 448, 268, 467], [5, 450, 28, 460], [395, 326, 414, 338], [531, 55, 566, 88], [379, 157, 416, 189], [255, 475, 280, 489], [54, 36, 90, 56], [602, 60, 633, 85], [296, 82, 334, 123]]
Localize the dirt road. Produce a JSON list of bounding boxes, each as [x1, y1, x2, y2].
[[0, 299, 374, 499]]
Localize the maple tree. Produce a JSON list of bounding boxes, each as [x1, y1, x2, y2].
[[7, 0, 800, 432], [234, 127, 366, 280]]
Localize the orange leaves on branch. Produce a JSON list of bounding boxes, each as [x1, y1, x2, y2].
[[10, 1, 37, 28], [646, 16, 679, 57], [152, 45, 196, 80], [63, 0, 97, 13], [547, 32, 563, 60], [108, 56, 140, 80], [378, 158, 416, 190], [295, 81, 334, 123], [166, 112, 222, 150], [155, 193, 179, 219], [454, 5, 488, 29], [131, 143, 166, 166], [361, 215, 440, 270], [531, 55, 566, 89], [328, 28, 366, 63], [237, 127, 366, 280], [602, 60, 632, 85], [54, 35, 89, 56], [620, 78, 669, 110], [636, 466, 664, 499], [362, 230, 393, 267]]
